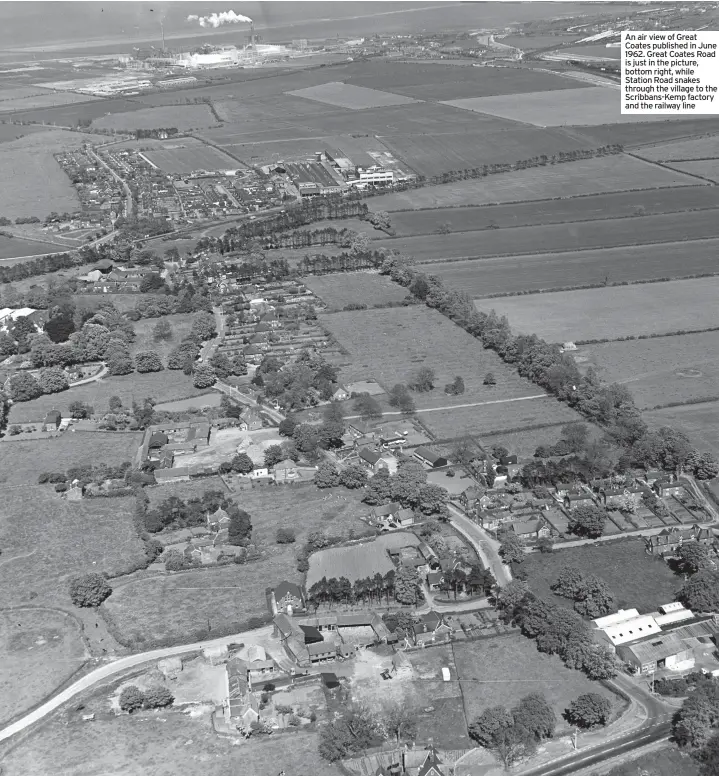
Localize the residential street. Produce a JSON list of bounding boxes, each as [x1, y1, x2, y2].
[[447, 504, 512, 587]]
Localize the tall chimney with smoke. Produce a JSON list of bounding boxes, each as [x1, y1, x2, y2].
[[251, 22, 255, 51]]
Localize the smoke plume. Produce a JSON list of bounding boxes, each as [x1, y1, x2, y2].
[[187, 11, 252, 28]]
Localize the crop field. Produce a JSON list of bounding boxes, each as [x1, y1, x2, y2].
[[475, 276, 719, 342], [0, 91, 100, 113], [378, 209, 719, 262], [422, 237, 719, 297], [521, 539, 681, 614], [572, 117, 719, 150], [286, 81, 418, 110], [387, 187, 719, 236], [7, 370, 197, 423], [371, 155, 698, 211], [105, 487, 368, 645], [321, 306, 548, 411], [0, 235, 69, 259], [455, 635, 619, 731], [0, 609, 87, 727], [143, 140, 239, 174], [8, 97, 145, 128], [575, 331, 719, 409], [303, 272, 410, 309], [667, 160, 719, 183], [0, 123, 52, 144], [381, 126, 592, 178], [92, 104, 217, 132], [643, 401, 719, 460], [636, 133, 719, 161], [0, 85, 49, 100]]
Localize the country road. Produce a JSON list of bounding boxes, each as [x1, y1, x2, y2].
[[0, 625, 273, 743], [447, 504, 512, 587], [343, 394, 548, 420]]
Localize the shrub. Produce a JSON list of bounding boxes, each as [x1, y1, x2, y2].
[[54, 482, 68, 493], [69, 573, 112, 607], [276, 528, 296, 544], [135, 350, 164, 373], [119, 685, 145, 713], [483, 372, 496, 386], [143, 685, 174, 709]]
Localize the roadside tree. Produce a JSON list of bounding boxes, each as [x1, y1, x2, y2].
[[565, 693, 612, 729]]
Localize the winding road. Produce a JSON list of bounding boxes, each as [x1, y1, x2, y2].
[[447, 503, 512, 587]]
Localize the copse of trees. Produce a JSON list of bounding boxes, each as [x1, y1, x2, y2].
[[551, 566, 615, 617], [69, 573, 112, 608]]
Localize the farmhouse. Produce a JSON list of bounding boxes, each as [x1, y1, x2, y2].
[[43, 410, 62, 432], [239, 408, 263, 431], [645, 526, 713, 557], [332, 385, 350, 401], [654, 478, 691, 497], [413, 447, 448, 469], [349, 420, 376, 438], [273, 581, 304, 613]]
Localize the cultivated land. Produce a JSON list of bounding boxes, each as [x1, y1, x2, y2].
[[370, 155, 698, 211], [573, 117, 719, 149], [143, 140, 240, 174], [575, 331, 719, 409], [378, 209, 719, 262], [0, 91, 100, 113], [7, 370, 198, 424], [303, 272, 410, 309], [454, 635, 619, 730], [0, 609, 87, 727], [520, 540, 682, 614], [422, 238, 719, 297], [92, 104, 217, 132], [286, 82, 418, 110], [667, 160, 719, 183], [635, 133, 719, 161], [643, 401, 719, 460], [105, 486, 369, 645], [321, 306, 544, 409], [475, 277, 719, 343]]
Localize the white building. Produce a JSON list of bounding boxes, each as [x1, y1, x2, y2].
[[350, 165, 394, 186]]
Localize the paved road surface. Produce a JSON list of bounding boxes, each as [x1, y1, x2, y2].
[[0, 626, 273, 743], [447, 504, 512, 587]]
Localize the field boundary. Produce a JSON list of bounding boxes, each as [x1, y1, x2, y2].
[[574, 324, 719, 346], [624, 151, 719, 186]]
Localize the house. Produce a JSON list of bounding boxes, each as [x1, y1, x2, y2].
[[645, 526, 714, 557], [478, 508, 513, 532], [509, 518, 550, 540], [460, 486, 483, 509], [43, 410, 62, 432], [600, 485, 649, 507], [563, 491, 595, 510], [413, 447, 448, 469], [415, 747, 446, 776], [370, 502, 402, 523], [349, 420, 375, 438], [307, 638, 337, 663], [149, 431, 169, 449], [273, 581, 304, 613], [273, 459, 298, 483], [332, 385, 350, 401], [617, 632, 695, 674], [654, 479, 690, 498], [393, 508, 415, 527], [644, 470, 664, 486], [499, 455, 518, 466], [207, 506, 230, 531], [413, 611, 451, 646], [358, 447, 382, 469], [427, 571, 445, 591], [376, 453, 399, 476], [239, 407, 263, 432]]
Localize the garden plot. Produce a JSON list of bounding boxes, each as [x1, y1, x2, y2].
[[286, 82, 419, 110]]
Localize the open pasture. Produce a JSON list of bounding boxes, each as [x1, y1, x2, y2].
[[443, 86, 695, 127], [422, 237, 719, 297], [378, 209, 719, 262], [0, 123, 54, 144], [573, 117, 719, 149], [92, 104, 217, 132], [0, 91, 100, 113], [667, 160, 719, 183], [381, 126, 590, 178], [559, 44, 621, 60], [635, 133, 719, 161], [644, 401, 719, 460], [0, 235, 70, 259], [371, 154, 697, 211], [8, 97, 145, 128], [321, 306, 546, 410], [286, 81, 418, 110], [303, 272, 410, 309], [475, 276, 719, 343], [387, 187, 719, 236], [576, 331, 719, 409], [129, 313, 195, 362], [143, 140, 240, 174]]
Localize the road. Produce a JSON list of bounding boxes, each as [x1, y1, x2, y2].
[[214, 380, 285, 424], [199, 306, 225, 362], [86, 147, 133, 218], [447, 504, 512, 587], [343, 394, 548, 421], [0, 625, 273, 743]]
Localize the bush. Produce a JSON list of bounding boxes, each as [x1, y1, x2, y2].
[[135, 350, 164, 373], [69, 573, 112, 607], [143, 685, 174, 708], [119, 685, 145, 714], [192, 364, 216, 388], [483, 372, 496, 386], [276, 528, 296, 544], [54, 482, 68, 492]]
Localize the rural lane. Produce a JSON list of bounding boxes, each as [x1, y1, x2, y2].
[[343, 394, 548, 421], [86, 147, 133, 218], [0, 625, 273, 744], [447, 504, 512, 587]]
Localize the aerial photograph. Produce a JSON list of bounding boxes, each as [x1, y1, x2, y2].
[[2, 1, 719, 774]]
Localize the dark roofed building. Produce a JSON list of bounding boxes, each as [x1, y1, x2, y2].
[[274, 581, 304, 612], [413, 447, 448, 468], [645, 525, 713, 557], [43, 410, 62, 432]]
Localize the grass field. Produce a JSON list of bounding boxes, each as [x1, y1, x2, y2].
[[575, 331, 719, 409], [0, 91, 100, 113], [287, 81, 418, 110], [371, 155, 698, 211], [0, 609, 87, 727], [636, 133, 719, 161], [603, 748, 700, 776], [0, 123, 53, 144], [475, 277, 719, 342], [0, 235, 70, 259], [129, 314, 195, 363], [387, 187, 719, 236], [303, 272, 410, 309], [7, 370, 198, 423], [422, 237, 719, 296], [321, 306, 543, 410], [378, 209, 719, 262], [454, 634, 619, 731], [643, 401, 719, 459], [105, 486, 368, 645], [499, 34, 583, 50], [143, 140, 241, 174], [92, 104, 217, 132], [520, 539, 682, 614], [667, 159, 719, 183], [479, 425, 580, 461], [573, 117, 719, 149]]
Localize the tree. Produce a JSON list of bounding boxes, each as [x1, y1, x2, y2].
[[231, 452, 254, 474], [417, 483, 448, 515], [537, 536, 554, 553], [293, 424, 319, 455], [135, 350, 164, 373], [227, 508, 252, 546], [263, 444, 284, 468], [394, 566, 421, 604], [119, 685, 145, 714], [73, 322, 111, 361], [276, 528, 296, 544], [38, 366, 69, 394], [678, 542, 715, 575], [279, 415, 299, 437], [353, 394, 382, 421], [153, 318, 173, 341], [382, 702, 418, 744], [209, 352, 233, 380], [483, 372, 496, 386], [318, 706, 380, 761], [565, 693, 612, 729], [444, 375, 465, 395], [674, 680, 719, 748], [499, 533, 525, 565], [8, 371, 42, 402], [409, 366, 435, 393], [109, 395, 123, 412], [69, 573, 112, 607], [694, 453, 719, 481], [513, 693, 556, 741], [388, 383, 411, 408], [339, 464, 368, 490], [192, 364, 216, 388], [567, 505, 607, 539], [364, 467, 392, 505], [680, 570, 719, 612], [495, 723, 537, 768], [69, 400, 92, 419], [315, 461, 341, 489], [106, 348, 134, 376], [191, 311, 217, 341], [0, 331, 17, 357], [143, 686, 174, 709], [469, 706, 514, 748]]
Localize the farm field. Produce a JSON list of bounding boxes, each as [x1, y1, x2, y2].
[[455, 635, 619, 731], [370, 155, 698, 211], [214, 93, 337, 123], [0, 91, 100, 112], [321, 306, 544, 410], [0, 235, 70, 259], [574, 331, 719, 409], [520, 539, 682, 614], [0, 609, 87, 727], [8, 97, 145, 128], [381, 126, 595, 178], [572, 117, 719, 149], [479, 425, 582, 461], [635, 133, 719, 161], [475, 277, 719, 342], [303, 272, 410, 309], [286, 81, 418, 110], [143, 140, 241, 174], [422, 238, 719, 297], [129, 313, 195, 362], [154, 393, 222, 412], [499, 34, 583, 50], [0, 123, 54, 143], [106, 486, 368, 645], [643, 401, 719, 460], [559, 44, 621, 60], [377, 209, 719, 262], [386, 187, 719, 236], [92, 104, 217, 132], [7, 370, 198, 423], [667, 160, 719, 183]]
